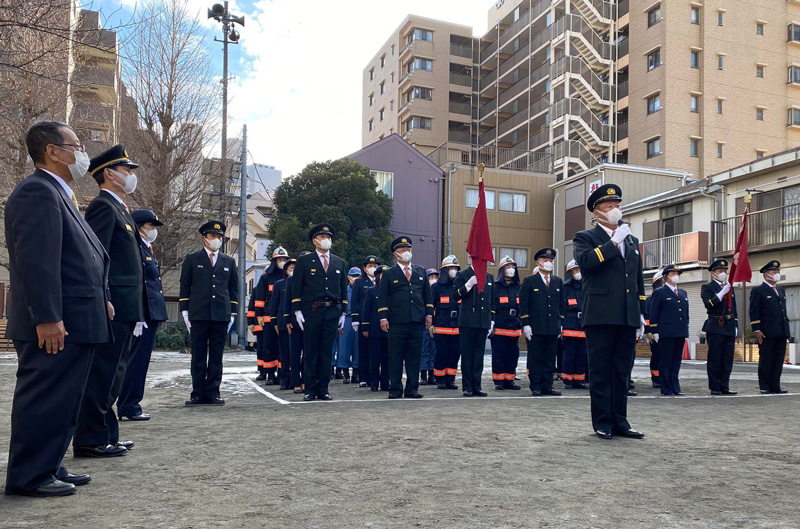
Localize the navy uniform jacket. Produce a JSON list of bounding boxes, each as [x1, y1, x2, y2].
[[645, 293, 655, 334], [563, 277, 584, 336], [253, 263, 284, 322], [284, 275, 301, 327], [431, 276, 460, 332], [491, 277, 521, 333], [377, 263, 433, 325], [85, 190, 147, 323], [140, 240, 167, 322], [749, 283, 790, 338], [361, 285, 387, 338], [291, 251, 348, 319], [649, 285, 689, 338], [520, 273, 565, 336], [4, 169, 112, 344], [453, 268, 494, 329], [350, 275, 374, 324], [701, 280, 737, 336], [179, 250, 239, 321], [573, 224, 646, 327], [269, 277, 291, 331]]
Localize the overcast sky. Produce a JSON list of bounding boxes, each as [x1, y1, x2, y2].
[[99, 0, 494, 179]]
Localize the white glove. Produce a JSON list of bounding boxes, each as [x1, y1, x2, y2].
[[352, 321, 360, 331], [523, 325, 532, 340], [652, 333, 659, 343], [487, 321, 495, 337], [611, 223, 631, 244], [465, 275, 478, 292], [717, 283, 731, 300], [182, 310, 191, 331], [338, 314, 346, 330], [228, 315, 235, 333], [735, 327, 738, 337], [559, 325, 563, 338], [295, 310, 305, 331], [133, 321, 147, 337], [636, 324, 644, 341]]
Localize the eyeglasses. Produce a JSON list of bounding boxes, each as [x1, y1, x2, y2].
[[52, 143, 86, 153]]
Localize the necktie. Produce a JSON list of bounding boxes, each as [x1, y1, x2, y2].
[[70, 193, 79, 210], [122, 202, 130, 214], [673, 288, 678, 296], [322, 254, 328, 273], [209, 252, 215, 267], [545, 275, 550, 287], [405, 267, 411, 282]]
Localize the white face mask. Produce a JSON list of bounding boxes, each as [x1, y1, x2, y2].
[[504, 267, 516, 278], [573, 272, 582, 281], [667, 274, 680, 285], [57, 148, 90, 181], [540, 261, 554, 272], [205, 237, 222, 251], [769, 272, 781, 283], [317, 238, 332, 251], [287, 269, 294, 277], [429, 278, 437, 286], [277, 260, 285, 270], [397, 251, 412, 263], [597, 207, 623, 225], [109, 168, 137, 194], [715, 272, 727, 283], [366, 266, 377, 277], [141, 228, 158, 243], [448, 269, 457, 279]]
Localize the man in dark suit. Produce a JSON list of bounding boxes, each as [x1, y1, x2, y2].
[[73, 145, 147, 458], [179, 220, 239, 406], [4, 121, 113, 497], [701, 259, 738, 395], [453, 261, 493, 397], [378, 236, 433, 399], [750, 260, 790, 394], [291, 224, 348, 401], [118, 209, 168, 420], [573, 184, 646, 440], [520, 247, 566, 397], [649, 264, 690, 396]]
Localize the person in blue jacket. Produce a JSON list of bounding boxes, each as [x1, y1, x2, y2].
[[351, 256, 380, 387], [361, 265, 390, 391], [333, 267, 362, 383], [420, 268, 440, 385], [649, 264, 689, 396]]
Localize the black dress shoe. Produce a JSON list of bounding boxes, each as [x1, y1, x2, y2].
[[318, 394, 333, 401], [462, 391, 473, 397], [760, 389, 769, 394], [255, 373, 267, 381], [185, 397, 206, 406], [673, 392, 685, 396], [542, 388, 562, 396], [445, 383, 459, 390], [404, 392, 423, 398], [721, 389, 738, 395], [293, 388, 303, 394], [473, 389, 488, 397], [74, 444, 127, 458], [60, 473, 91, 486], [772, 388, 788, 394], [571, 382, 589, 390], [206, 398, 225, 406], [419, 377, 428, 385], [116, 440, 134, 450], [627, 390, 638, 396], [19, 480, 76, 497], [388, 393, 402, 399], [530, 390, 542, 396], [595, 430, 612, 440], [505, 383, 521, 390], [303, 394, 315, 401], [711, 390, 722, 395], [437, 383, 447, 390], [652, 382, 661, 389], [616, 429, 645, 439], [371, 387, 378, 392], [359, 382, 368, 388], [494, 384, 504, 390], [121, 413, 150, 421]]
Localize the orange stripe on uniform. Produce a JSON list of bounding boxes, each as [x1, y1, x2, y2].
[[651, 370, 660, 377], [562, 329, 586, 338], [254, 300, 266, 308], [492, 373, 505, 380], [433, 369, 447, 377], [434, 327, 459, 335], [562, 373, 574, 381], [494, 328, 521, 337], [446, 368, 458, 376], [573, 374, 586, 381], [246, 311, 256, 317]]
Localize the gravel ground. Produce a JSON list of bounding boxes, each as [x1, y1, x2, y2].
[[0, 350, 798, 528]]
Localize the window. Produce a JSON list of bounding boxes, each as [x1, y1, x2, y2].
[[647, 49, 661, 71], [647, 93, 661, 114], [757, 65, 764, 78], [380, 55, 386, 68], [546, 11, 553, 26], [660, 202, 692, 237], [368, 93, 374, 106], [410, 57, 433, 72], [499, 247, 528, 268], [370, 170, 393, 198], [369, 69, 374, 81], [647, 5, 661, 27], [757, 23, 764, 35], [406, 116, 432, 131], [690, 50, 699, 68], [690, 94, 699, 112], [466, 188, 496, 209], [756, 151, 765, 159], [646, 137, 661, 158], [498, 192, 527, 213], [380, 81, 385, 94], [391, 72, 394, 83], [90, 129, 103, 142], [379, 108, 385, 121], [790, 24, 800, 42], [691, 7, 699, 24], [789, 66, 800, 84], [368, 119, 374, 131], [390, 100, 394, 111], [717, 143, 723, 158], [407, 86, 432, 101], [690, 139, 699, 157], [718, 55, 724, 70], [757, 108, 764, 121], [717, 99, 724, 114], [717, 11, 723, 26], [788, 108, 800, 126], [408, 29, 433, 43], [513, 6, 520, 22], [391, 44, 395, 55]]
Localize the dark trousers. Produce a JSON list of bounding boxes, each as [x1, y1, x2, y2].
[[459, 327, 487, 393], [758, 336, 787, 392], [490, 334, 520, 387], [277, 329, 291, 386], [255, 330, 266, 373], [434, 333, 461, 384], [303, 312, 337, 397], [388, 322, 423, 396], [118, 320, 159, 417], [368, 334, 389, 390], [188, 320, 227, 400], [264, 325, 279, 374], [5, 341, 94, 494], [562, 336, 587, 384], [357, 332, 370, 386], [556, 337, 563, 375], [707, 333, 735, 392], [75, 320, 134, 448], [526, 334, 558, 392], [658, 337, 684, 395], [290, 327, 304, 388], [649, 341, 661, 384], [584, 325, 636, 433]]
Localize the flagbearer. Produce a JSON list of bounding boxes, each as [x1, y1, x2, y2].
[[750, 260, 790, 394], [562, 260, 588, 389], [701, 259, 738, 395], [645, 271, 664, 388], [490, 256, 522, 390], [649, 264, 689, 396], [453, 262, 494, 397], [431, 255, 461, 390]]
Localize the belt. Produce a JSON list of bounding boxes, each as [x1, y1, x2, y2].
[[311, 301, 336, 308], [709, 314, 735, 320]]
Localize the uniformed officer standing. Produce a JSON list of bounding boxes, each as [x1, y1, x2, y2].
[[179, 220, 239, 406], [750, 260, 790, 394], [645, 271, 663, 388], [573, 184, 646, 440], [490, 256, 522, 390], [361, 265, 391, 391], [701, 259, 738, 395], [520, 248, 565, 396], [562, 260, 588, 390], [378, 237, 433, 399], [649, 264, 689, 396], [420, 268, 440, 385], [351, 256, 380, 387], [431, 255, 462, 390], [254, 247, 289, 384], [285, 251, 310, 393], [117, 209, 168, 421], [270, 257, 295, 390], [292, 224, 348, 401], [74, 145, 147, 458], [453, 262, 494, 397]]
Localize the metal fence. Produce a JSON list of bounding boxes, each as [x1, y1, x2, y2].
[[712, 204, 800, 253], [641, 234, 683, 269], [427, 142, 553, 174]]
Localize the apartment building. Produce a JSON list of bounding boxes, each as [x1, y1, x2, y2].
[[362, 15, 476, 155]]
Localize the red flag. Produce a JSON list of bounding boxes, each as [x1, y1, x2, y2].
[[466, 179, 494, 292], [727, 206, 751, 309]]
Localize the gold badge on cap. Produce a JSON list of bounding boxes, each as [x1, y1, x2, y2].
[[546, 250, 552, 255], [721, 261, 726, 266], [214, 223, 221, 229], [608, 188, 616, 195], [123, 149, 129, 158], [402, 238, 408, 243], [323, 226, 329, 231]]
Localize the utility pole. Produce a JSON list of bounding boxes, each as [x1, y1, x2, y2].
[[237, 125, 248, 347]]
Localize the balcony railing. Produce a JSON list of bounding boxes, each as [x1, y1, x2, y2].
[[619, 0, 629, 17], [480, 0, 554, 63], [617, 79, 629, 99], [450, 42, 473, 59], [712, 204, 800, 254], [563, 13, 612, 61], [551, 97, 610, 143], [551, 54, 610, 102], [551, 140, 598, 169], [71, 102, 114, 124], [641, 232, 709, 270], [617, 37, 629, 58], [73, 65, 116, 88], [449, 101, 472, 115], [617, 120, 628, 140], [449, 72, 472, 87], [427, 142, 553, 174]]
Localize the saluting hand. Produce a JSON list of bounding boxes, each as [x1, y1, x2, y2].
[[36, 321, 68, 354]]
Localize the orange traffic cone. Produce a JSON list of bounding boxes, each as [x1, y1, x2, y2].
[[682, 340, 690, 360]]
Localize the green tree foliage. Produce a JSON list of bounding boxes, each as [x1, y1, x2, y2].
[[267, 159, 394, 268]]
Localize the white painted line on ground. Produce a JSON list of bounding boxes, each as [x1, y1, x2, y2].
[[241, 375, 291, 405]]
